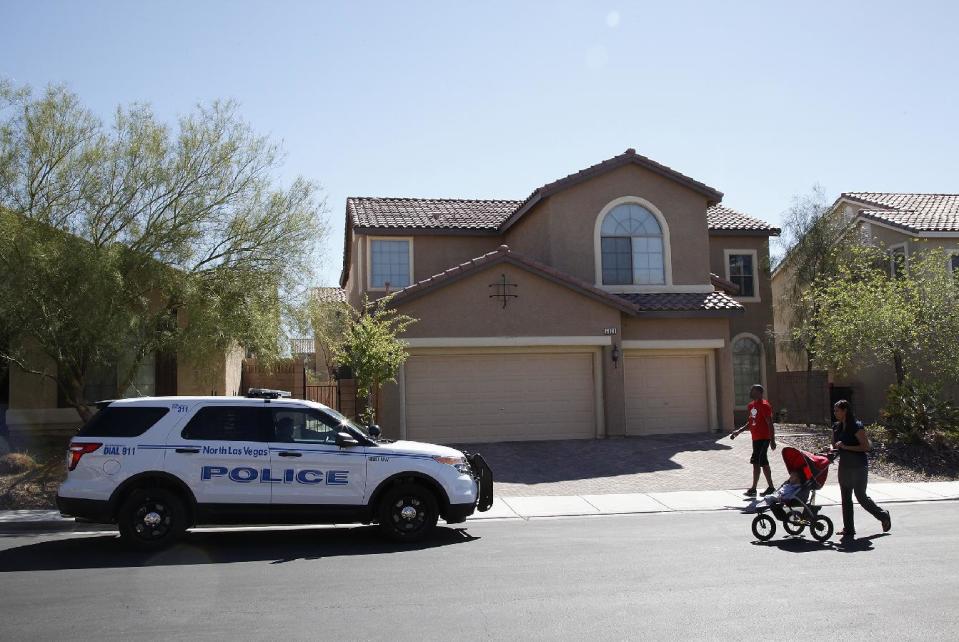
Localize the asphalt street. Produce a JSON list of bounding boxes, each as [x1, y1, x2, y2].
[[0, 502, 957, 641]]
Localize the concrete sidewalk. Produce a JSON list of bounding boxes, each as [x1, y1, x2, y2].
[[3, 480, 956, 532], [472, 480, 959, 520]]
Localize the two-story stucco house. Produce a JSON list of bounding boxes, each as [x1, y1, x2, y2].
[[773, 192, 959, 422], [336, 149, 780, 443]]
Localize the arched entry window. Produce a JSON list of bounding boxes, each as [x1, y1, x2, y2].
[[732, 335, 763, 407], [600, 203, 665, 285]]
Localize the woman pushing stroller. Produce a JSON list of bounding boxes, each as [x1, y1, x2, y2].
[[832, 400, 892, 540]]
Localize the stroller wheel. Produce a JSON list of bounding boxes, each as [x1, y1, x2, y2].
[[783, 509, 806, 536], [810, 515, 834, 542], [751, 514, 776, 541]]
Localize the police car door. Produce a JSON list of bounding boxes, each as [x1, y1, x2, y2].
[[268, 407, 367, 507], [165, 404, 272, 506]]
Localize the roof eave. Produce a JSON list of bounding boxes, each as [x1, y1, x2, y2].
[[708, 228, 781, 237]]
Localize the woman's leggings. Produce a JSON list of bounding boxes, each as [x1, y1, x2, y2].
[[838, 466, 888, 533]]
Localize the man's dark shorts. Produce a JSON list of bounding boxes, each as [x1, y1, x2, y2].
[[750, 439, 770, 466]]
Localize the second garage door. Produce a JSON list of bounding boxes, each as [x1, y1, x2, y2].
[[404, 351, 597, 443], [625, 352, 710, 434]]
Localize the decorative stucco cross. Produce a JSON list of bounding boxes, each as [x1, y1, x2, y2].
[[488, 273, 518, 309]]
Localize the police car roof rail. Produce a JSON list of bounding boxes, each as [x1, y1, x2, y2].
[[245, 388, 292, 399]]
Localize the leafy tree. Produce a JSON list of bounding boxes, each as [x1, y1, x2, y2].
[[774, 185, 861, 371], [0, 80, 325, 420], [335, 297, 416, 426], [801, 245, 959, 388]]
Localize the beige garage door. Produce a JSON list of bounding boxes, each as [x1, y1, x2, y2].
[[625, 352, 709, 434], [404, 351, 597, 443]]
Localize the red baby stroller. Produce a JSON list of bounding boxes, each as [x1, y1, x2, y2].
[[750, 447, 837, 542]]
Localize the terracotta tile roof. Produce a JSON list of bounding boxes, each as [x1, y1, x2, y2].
[[617, 291, 744, 313], [346, 197, 777, 234], [843, 193, 959, 233], [706, 205, 780, 234], [348, 197, 520, 231], [313, 287, 346, 304]]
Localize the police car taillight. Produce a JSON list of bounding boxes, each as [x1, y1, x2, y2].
[[67, 443, 102, 471]]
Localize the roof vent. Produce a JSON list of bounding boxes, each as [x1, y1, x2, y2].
[[625, 148, 636, 154]]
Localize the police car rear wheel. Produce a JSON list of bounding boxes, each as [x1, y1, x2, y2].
[[377, 484, 439, 542], [118, 488, 186, 550]]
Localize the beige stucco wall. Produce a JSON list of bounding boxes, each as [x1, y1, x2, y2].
[[397, 263, 622, 339], [504, 164, 713, 286], [708, 234, 777, 417], [177, 346, 243, 397]]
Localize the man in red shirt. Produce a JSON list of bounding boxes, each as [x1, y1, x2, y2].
[[730, 384, 776, 497]]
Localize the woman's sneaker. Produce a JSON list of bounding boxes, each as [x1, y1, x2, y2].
[[760, 486, 776, 496], [882, 512, 892, 532], [743, 488, 757, 497]]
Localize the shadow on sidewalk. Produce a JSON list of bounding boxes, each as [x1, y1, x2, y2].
[[0, 525, 478, 572], [454, 433, 733, 485]]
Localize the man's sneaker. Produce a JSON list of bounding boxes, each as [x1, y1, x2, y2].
[[743, 488, 757, 497], [882, 512, 892, 533], [760, 486, 776, 496]]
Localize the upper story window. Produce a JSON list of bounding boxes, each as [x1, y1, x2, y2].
[[600, 204, 665, 285], [369, 238, 412, 290], [725, 249, 759, 301], [950, 253, 959, 274], [889, 245, 907, 278]]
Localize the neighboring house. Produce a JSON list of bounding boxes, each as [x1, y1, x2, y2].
[[331, 149, 780, 443], [772, 192, 959, 422], [3, 339, 243, 440]]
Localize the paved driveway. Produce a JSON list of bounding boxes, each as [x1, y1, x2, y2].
[[457, 431, 882, 496]]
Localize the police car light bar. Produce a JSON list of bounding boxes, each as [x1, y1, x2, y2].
[[245, 388, 292, 399]]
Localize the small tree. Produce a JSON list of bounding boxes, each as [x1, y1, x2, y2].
[[801, 245, 959, 388], [305, 292, 353, 380], [775, 186, 861, 370], [335, 297, 416, 426]]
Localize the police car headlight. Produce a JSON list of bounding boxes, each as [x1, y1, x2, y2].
[[433, 455, 471, 475]]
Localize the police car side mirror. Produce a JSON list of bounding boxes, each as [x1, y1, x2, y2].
[[368, 424, 381, 438], [335, 432, 359, 448]]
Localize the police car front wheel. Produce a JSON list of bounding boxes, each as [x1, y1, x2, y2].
[[377, 484, 439, 542], [118, 488, 187, 550]]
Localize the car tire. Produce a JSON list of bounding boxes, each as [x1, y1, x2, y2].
[[117, 488, 187, 551], [377, 483, 439, 542]]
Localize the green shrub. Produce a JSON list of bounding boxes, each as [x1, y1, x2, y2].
[[0, 452, 38, 475], [879, 379, 959, 446]]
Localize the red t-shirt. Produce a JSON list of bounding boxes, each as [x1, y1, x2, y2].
[[747, 399, 773, 440]]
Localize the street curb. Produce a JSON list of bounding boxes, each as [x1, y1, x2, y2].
[[2, 495, 956, 534]]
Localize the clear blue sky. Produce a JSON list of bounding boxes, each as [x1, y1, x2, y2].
[[3, 1, 958, 284]]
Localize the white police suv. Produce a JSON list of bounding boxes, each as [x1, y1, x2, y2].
[[57, 389, 493, 549]]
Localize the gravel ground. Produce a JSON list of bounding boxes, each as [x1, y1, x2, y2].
[[777, 423, 959, 482]]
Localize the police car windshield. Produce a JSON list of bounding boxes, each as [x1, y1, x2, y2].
[[324, 407, 369, 437]]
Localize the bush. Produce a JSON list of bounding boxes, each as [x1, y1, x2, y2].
[[879, 379, 959, 446], [0, 452, 38, 475]]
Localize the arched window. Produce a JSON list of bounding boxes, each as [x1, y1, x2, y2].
[[732, 335, 763, 407], [600, 203, 665, 285]]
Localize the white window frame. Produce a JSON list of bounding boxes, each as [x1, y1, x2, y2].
[[888, 242, 908, 278], [723, 249, 761, 303], [731, 332, 767, 411], [366, 236, 414, 292]]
